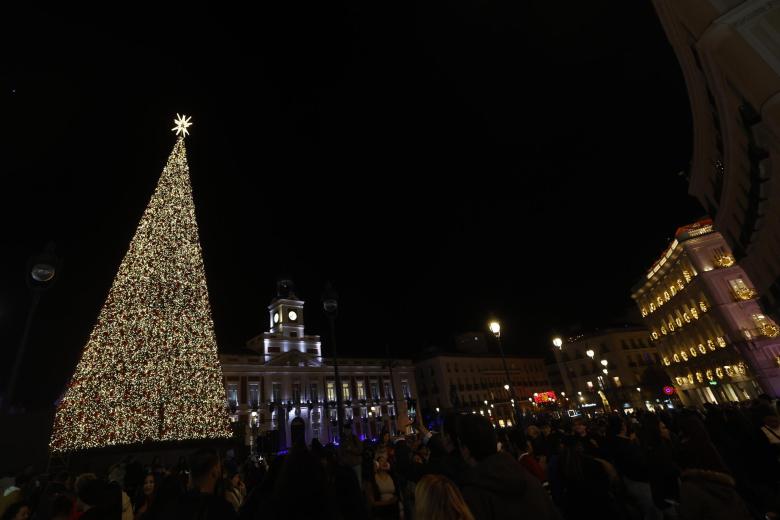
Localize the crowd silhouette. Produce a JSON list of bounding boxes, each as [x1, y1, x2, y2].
[[2, 396, 779, 520]]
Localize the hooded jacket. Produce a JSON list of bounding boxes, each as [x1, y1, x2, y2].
[[678, 469, 752, 520], [461, 452, 560, 520]]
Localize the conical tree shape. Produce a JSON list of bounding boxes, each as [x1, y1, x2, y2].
[[50, 135, 231, 452]]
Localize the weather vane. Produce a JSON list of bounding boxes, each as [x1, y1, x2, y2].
[[172, 113, 193, 137]]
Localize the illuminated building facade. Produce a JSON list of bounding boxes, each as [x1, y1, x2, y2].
[[552, 327, 660, 413], [414, 353, 550, 426], [653, 0, 780, 316], [632, 221, 780, 404], [220, 281, 417, 449]]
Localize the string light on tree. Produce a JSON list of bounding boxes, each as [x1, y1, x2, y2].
[[50, 114, 231, 453]]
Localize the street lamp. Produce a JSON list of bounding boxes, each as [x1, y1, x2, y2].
[[322, 282, 344, 440], [552, 337, 563, 349], [586, 349, 595, 359], [600, 359, 608, 367], [5, 243, 59, 412], [489, 319, 520, 425], [636, 387, 641, 392]]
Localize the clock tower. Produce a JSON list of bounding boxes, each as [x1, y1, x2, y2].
[[268, 279, 304, 339], [246, 279, 321, 360]]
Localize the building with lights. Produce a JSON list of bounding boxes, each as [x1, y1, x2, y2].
[[551, 327, 662, 413], [653, 0, 780, 317], [632, 221, 780, 404], [219, 281, 417, 450], [414, 352, 550, 427]]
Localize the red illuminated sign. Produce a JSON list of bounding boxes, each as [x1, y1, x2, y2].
[[663, 386, 675, 395], [533, 391, 557, 403]]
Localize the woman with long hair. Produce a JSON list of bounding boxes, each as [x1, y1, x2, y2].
[[133, 473, 156, 520], [364, 455, 400, 519], [414, 474, 474, 520]]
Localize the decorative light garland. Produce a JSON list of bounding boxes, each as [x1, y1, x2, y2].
[[50, 117, 232, 453]]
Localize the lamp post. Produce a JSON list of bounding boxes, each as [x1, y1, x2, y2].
[[5, 244, 59, 413], [322, 282, 344, 441], [489, 320, 519, 425], [552, 337, 563, 349]]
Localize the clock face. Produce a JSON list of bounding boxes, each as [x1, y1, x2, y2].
[[288, 310, 298, 321], [273, 312, 279, 324]]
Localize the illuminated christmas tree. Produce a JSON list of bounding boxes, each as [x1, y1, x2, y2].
[[50, 115, 232, 453]]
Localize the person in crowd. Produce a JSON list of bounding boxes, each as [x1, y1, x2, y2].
[[363, 455, 400, 520], [557, 433, 627, 519], [223, 466, 245, 513], [76, 476, 120, 520], [414, 474, 474, 520], [639, 413, 680, 514], [506, 427, 546, 485], [455, 414, 559, 520], [606, 415, 659, 520], [339, 427, 365, 489], [318, 444, 368, 520], [0, 502, 30, 520], [248, 420, 339, 520], [172, 448, 237, 520], [49, 494, 73, 520], [0, 473, 30, 519], [132, 473, 156, 519], [675, 414, 752, 520], [571, 417, 602, 458]]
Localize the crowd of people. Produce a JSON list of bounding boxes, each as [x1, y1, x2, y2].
[[1, 395, 779, 520]]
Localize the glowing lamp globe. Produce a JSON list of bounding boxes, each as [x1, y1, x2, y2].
[[489, 321, 501, 335], [31, 264, 56, 282]]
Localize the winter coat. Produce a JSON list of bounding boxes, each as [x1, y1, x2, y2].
[[678, 469, 752, 520], [461, 452, 560, 520]]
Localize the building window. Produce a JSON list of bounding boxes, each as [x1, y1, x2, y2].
[[357, 380, 366, 400], [342, 382, 352, 401], [327, 381, 336, 402], [384, 382, 393, 399], [292, 382, 301, 403], [729, 278, 756, 301], [310, 383, 319, 403], [613, 376, 622, 387], [249, 383, 259, 407], [401, 380, 410, 399], [272, 382, 281, 403], [227, 383, 238, 406], [370, 381, 380, 400]]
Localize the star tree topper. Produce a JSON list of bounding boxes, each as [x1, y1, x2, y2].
[[172, 113, 193, 137]]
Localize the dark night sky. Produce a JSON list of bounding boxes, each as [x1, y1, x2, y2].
[[3, 2, 704, 409]]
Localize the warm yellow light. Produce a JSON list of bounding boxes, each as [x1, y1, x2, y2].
[[172, 113, 193, 137], [489, 321, 501, 335], [49, 132, 231, 453]]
